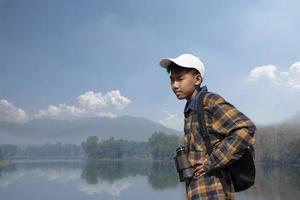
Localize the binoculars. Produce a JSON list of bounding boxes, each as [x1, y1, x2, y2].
[[174, 147, 194, 182]]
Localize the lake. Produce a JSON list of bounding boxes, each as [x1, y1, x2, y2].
[[0, 160, 299, 200]]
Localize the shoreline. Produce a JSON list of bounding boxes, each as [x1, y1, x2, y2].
[[0, 160, 10, 165], [3, 157, 174, 163], [2, 158, 299, 167]]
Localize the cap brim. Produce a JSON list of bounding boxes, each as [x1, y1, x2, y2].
[[159, 57, 192, 69], [159, 58, 175, 69]]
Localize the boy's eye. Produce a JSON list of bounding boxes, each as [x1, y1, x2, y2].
[[170, 76, 184, 81], [177, 76, 184, 81]]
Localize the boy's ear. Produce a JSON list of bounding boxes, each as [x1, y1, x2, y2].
[[194, 74, 202, 85]]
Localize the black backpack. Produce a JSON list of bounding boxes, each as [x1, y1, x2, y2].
[[196, 89, 255, 192]]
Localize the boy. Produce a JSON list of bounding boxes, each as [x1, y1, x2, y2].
[[159, 53, 256, 200]]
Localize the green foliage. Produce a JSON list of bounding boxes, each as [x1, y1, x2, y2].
[[81, 136, 150, 159], [82, 136, 99, 158], [286, 138, 300, 164], [15, 143, 84, 158], [81, 132, 179, 160], [148, 132, 179, 160], [0, 144, 17, 158], [254, 123, 300, 165]]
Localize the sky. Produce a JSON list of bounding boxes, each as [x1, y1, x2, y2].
[[1, 0, 300, 132]]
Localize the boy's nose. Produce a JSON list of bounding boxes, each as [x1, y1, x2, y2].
[[171, 83, 179, 90]]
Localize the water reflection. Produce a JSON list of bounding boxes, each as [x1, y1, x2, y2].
[[0, 160, 300, 200], [242, 164, 300, 200], [81, 160, 149, 184], [148, 161, 179, 190], [81, 160, 179, 190]]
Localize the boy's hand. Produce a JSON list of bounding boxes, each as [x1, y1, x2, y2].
[[193, 160, 206, 177]]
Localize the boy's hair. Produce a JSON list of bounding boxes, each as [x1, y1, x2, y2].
[[166, 62, 200, 76]]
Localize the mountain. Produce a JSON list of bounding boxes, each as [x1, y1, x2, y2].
[[0, 115, 181, 145], [286, 112, 300, 124]]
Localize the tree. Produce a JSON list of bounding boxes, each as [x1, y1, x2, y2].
[[148, 132, 179, 160], [0, 144, 17, 158], [82, 136, 99, 158]]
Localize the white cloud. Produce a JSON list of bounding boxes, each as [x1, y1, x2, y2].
[[247, 61, 300, 92], [78, 90, 131, 110], [289, 62, 300, 73], [248, 65, 277, 80], [105, 90, 132, 109], [0, 99, 29, 124], [78, 179, 131, 196], [159, 111, 183, 131], [36, 168, 81, 182], [34, 90, 131, 120], [34, 103, 117, 119], [78, 91, 108, 110], [290, 84, 300, 92], [0, 170, 26, 187], [286, 62, 300, 92]]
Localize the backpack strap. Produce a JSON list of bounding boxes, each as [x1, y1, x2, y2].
[[195, 88, 213, 156], [196, 89, 226, 181]]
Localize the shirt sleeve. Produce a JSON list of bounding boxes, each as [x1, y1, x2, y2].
[[202, 93, 256, 173]]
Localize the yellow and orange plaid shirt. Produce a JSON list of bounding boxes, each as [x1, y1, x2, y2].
[[183, 85, 256, 200]]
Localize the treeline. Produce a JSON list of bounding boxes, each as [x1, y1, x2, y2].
[[0, 132, 180, 161], [0, 143, 84, 159], [81, 136, 150, 159], [81, 124, 300, 164], [2, 123, 299, 164], [148, 132, 179, 160], [81, 132, 180, 160], [0, 144, 17, 159], [16, 143, 84, 158], [254, 123, 300, 165]]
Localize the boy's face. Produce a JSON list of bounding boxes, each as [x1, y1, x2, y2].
[[169, 69, 201, 101]]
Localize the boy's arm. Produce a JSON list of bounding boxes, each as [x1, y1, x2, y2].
[[202, 93, 256, 173]]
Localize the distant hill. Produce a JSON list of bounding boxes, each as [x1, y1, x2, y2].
[[254, 113, 300, 163], [286, 112, 300, 124], [0, 115, 181, 145]]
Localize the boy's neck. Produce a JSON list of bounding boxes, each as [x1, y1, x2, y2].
[[186, 86, 201, 103]]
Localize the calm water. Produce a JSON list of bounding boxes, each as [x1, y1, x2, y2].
[[0, 160, 299, 200]]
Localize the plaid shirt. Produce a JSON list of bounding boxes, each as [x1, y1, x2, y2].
[[183, 85, 256, 200]]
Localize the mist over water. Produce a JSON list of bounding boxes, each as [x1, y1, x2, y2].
[[0, 160, 299, 200]]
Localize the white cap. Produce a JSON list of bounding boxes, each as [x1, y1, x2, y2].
[[159, 53, 205, 79]]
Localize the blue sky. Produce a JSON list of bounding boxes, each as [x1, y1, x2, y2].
[[1, 0, 300, 131]]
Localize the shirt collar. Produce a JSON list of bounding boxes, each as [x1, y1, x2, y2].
[[184, 85, 207, 114]]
